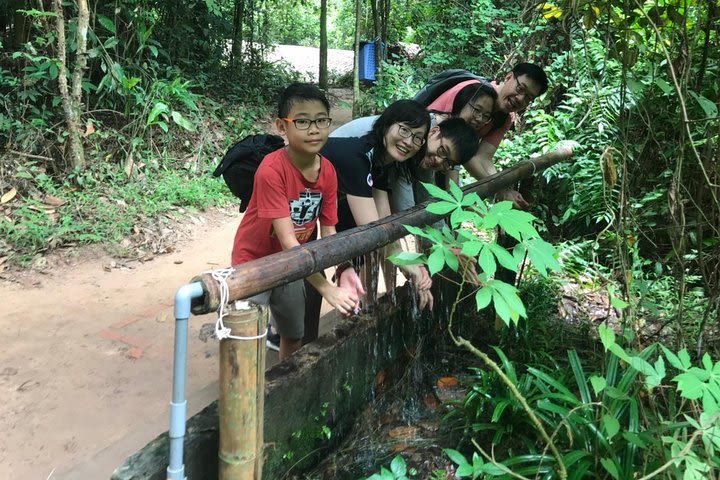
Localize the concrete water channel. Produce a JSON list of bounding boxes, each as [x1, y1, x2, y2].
[[111, 150, 572, 479]]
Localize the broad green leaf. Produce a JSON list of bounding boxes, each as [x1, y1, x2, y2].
[[678, 349, 692, 369], [449, 209, 480, 227], [702, 352, 713, 371], [421, 181, 455, 202], [688, 90, 718, 118], [610, 295, 628, 309], [487, 242, 518, 272], [475, 287, 492, 310], [157, 121, 169, 133], [590, 375, 606, 395], [171, 111, 194, 131], [622, 431, 648, 448], [598, 324, 615, 351], [404, 224, 431, 239], [461, 192, 481, 207], [427, 247, 445, 276], [444, 449, 470, 468], [448, 178, 463, 201], [478, 245, 496, 276], [627, 356, 655, 376], [97, 14, 116, 33], [673, 372, 705, 399], [426, 201, 457, 215], [661, 345, 686, 371], [525, 238, 560, 276], [388, 251, 424, 265], [654, 78, 672, 94], [147, 102, 169, 125], [443, 247, 459, 272], [602, 414, 620, 439], [460, 241, 484, 257], [390, 455, 406, 476], [600, 458, 620, 480], [492, 288, 512, 325]]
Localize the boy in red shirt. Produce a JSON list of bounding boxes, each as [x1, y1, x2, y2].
[[231, 83, 363, 360]]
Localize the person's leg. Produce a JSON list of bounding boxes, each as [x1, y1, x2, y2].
[[302, 228, 322, 345], [303, 276, 323, 345], [268, 279, 306, 360]]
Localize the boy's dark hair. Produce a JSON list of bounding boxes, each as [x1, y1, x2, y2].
[[437, 118, 480, 165], [451, 82, 506, 130], [512, 63, 549, 95], [368, 99, 430, 179], [278, 82, 330, 118]]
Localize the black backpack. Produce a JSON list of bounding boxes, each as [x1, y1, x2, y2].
[[412, 69, 486, 107], [212, 134, 285, 212]]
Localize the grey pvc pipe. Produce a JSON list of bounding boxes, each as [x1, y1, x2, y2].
[[167, 282, 204, 480]]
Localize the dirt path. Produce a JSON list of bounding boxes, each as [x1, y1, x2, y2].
[[1, 80, 355, 478], [0, 207, 241, 479]]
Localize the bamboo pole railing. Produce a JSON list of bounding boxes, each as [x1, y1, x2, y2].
[[190, 147, 572, 315]]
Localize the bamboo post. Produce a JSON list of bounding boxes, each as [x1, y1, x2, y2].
[[218, 303, 267, 480]]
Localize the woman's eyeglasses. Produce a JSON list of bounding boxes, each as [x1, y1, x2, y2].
[[397, 124, 426, 147], [282, 117, 333, 130]]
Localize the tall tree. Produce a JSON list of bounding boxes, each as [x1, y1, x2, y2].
[[53, 0, 89, 170], [352, 0, 361, 116], [231, 0, 245, 68], [319, 0, 328, 89]]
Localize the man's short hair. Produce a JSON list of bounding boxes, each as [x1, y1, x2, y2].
[[437, 117, 480, 165], [511, 63, 549, 95], [278, 83, 330, 118]]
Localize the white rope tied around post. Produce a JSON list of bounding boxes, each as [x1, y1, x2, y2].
[[208, 268, 268, 341]]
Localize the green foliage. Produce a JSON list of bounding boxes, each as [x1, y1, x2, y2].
[[389, 181, 560, 326], [0, 160, 231, 265], [361, 455, 417, 480], [443, 323, 720, 479], [357, 60, 424, 115]]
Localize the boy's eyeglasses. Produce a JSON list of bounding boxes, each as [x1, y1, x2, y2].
[[436, 135, 456, 171], [282, 117, 333, 130], [467, 103, 492, 124], [396, 124, 426, 147]]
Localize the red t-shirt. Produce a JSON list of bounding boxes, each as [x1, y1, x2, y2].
[[426, 79, 514, 148], [231, 148, 338, 265]]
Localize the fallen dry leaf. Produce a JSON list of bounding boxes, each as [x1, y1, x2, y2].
[[43, 194, 66, 207], [436, 376, 459, 388], [83, 120, 96, 137], [388, 426, 419, 439], [1, 188, 17, 204]]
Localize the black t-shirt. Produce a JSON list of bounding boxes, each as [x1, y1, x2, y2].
[[321, 135, 391, 196], [321, 135, 392, 231]]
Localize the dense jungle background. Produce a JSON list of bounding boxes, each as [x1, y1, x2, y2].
[[1, 0, 719, 478]]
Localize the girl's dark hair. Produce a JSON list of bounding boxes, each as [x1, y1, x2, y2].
[[451, 81, 506, 130], [367, 99, 430, 179]]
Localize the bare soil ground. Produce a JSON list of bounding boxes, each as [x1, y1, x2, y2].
[[0, 50, 354, 478]]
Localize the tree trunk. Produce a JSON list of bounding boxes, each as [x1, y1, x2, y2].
[[352, 0, 361, 117], [231, 0, 245, 67], [370, 0, 381, 72], [53, 0, 87, 170], [319, 0, 328, 89], [381, 0, 389, 62]]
